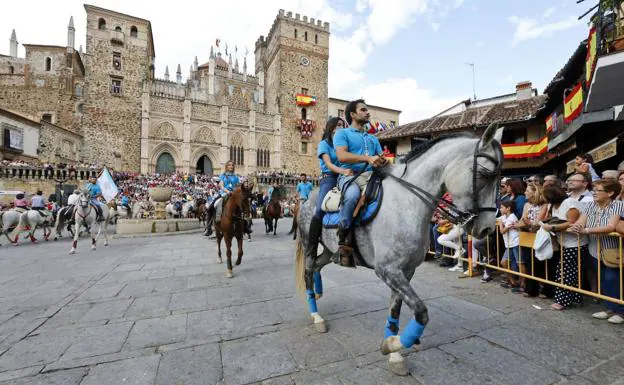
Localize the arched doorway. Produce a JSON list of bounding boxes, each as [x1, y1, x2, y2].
[[156, 152, 175, 174], [196, 155, 213, 176]]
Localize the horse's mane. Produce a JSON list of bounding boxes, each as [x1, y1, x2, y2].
[[400, 132, 475, 164]]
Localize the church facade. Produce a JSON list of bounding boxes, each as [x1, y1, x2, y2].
[[0, 5, 331, 176]]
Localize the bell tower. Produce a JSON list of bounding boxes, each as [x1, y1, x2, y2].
[[256, 10, 330, 174]]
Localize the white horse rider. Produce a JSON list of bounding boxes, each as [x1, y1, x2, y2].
[[10, 190, 55, 244], [69, 190, 110, 254]]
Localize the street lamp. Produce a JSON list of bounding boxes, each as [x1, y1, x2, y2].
[[465, 62, 477, 101], [55, 177, 68, 207]]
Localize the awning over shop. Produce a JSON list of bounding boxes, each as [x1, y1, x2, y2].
[[585, 51, 624, 113]]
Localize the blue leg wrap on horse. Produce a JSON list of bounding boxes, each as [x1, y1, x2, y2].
[[313, 271, 323, 295], [399, 319, 425, 348], [306, 290, 318, 313], [384, 316, 400, 338]]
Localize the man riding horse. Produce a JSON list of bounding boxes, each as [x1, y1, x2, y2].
[[333, 99, 388, 267], [84, 176, 104, 222]]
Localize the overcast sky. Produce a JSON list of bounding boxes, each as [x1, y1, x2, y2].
[[2, 0, 591, 123]]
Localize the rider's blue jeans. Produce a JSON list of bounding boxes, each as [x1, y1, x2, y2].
[[314, 174, 338, 219], [338, 175, 361, 229]]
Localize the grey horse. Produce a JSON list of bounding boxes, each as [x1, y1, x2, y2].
[[294, 124, 503, 375]]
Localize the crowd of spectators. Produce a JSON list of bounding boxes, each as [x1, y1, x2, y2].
[[429, 154, 624, 324]]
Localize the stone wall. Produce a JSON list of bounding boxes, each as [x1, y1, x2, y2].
[[38, 122, 83, 163], [82, 6, 153, 172]]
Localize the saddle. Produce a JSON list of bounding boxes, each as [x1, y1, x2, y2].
[[322, 171, 384, 229], [33, 209, 52, 218], [14, 207, 27, 214]]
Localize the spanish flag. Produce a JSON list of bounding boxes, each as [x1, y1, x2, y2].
[[295, 94, 317, 106], [502, 136, 548, 159], [586, 26, 598, 85], [564, 83, 583, 123], [546, 114, 553, 132]]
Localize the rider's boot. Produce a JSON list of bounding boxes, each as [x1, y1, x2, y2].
[[204, 207, 214, 236], [96, 206, 103, 222], [306, 215, 323, 258], [337, 225, 356, 268]]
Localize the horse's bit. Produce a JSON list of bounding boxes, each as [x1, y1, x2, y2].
[[383, 138, 502, 226]]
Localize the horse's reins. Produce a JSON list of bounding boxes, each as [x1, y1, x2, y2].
[[379, 138, 502, 226]]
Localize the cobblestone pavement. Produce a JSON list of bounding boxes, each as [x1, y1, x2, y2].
[[0, 218, 622, 384]]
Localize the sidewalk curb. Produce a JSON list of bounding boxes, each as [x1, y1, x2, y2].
[[112, 228, 205, 239]]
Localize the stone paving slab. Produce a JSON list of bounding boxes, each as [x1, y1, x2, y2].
[[0, 218, 620, 384]]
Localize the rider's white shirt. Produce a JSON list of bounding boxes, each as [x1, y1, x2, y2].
[[68, 194, 80, 206]]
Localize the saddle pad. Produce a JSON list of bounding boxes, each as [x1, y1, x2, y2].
[[322, 198, 380, 228]]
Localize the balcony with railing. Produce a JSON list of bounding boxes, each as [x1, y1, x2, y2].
[[110, 30, 125, 46]]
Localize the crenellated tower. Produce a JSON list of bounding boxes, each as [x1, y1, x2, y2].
[[255, 9, 330, 174]]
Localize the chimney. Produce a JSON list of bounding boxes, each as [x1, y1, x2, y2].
[[516, 81, 533, 100]]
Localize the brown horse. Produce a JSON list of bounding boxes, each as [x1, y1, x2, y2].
[[287, 199, 300, 240], [195, 198, 206, 226], [215, 182, 254, 278], [263, 195, 281, 236]]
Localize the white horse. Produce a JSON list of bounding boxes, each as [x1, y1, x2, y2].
[[294, 124, 503, 375], [0, 210, 21, 245], [166, 201, 183, 218], [69, 192, 110, 254], [10, 209, 55, 245], [182, 200, 195, 218]]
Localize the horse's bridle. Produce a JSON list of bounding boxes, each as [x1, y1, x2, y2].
[[383, 137, 502, 226]]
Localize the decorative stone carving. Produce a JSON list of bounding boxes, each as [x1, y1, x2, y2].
[[193, 126, 216, 144], [150, 121, 178, 141]]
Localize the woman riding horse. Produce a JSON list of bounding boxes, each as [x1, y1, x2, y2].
[[205, 160, 241, 236]]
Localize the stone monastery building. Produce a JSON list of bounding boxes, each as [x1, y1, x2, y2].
[[0, 5, 335, 176]]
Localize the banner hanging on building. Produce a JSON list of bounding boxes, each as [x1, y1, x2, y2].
[[295, 94, 317, 107], [586, 26, 598, 86], [97, 167, 119, 203], [502, 136, 548, 159], [564, 83, 583, 123]]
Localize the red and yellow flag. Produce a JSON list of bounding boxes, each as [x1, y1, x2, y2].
[[546, 114, 553, 132], [564, 83, 583, 123], [502, 136, 548, 159], [586, 26, 598, 85], [295, 94, 317, 106]]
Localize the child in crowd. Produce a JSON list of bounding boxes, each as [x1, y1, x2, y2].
[[497, 200, 521, 291]]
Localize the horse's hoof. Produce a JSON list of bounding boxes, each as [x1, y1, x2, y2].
[[225, 270, 233, 278], [313, 320, 327, 333], [217, 257, 223, 264], [381, 336, 404, 355], [104, 242, 108, 247], [235, 260, 241, 266], [388, 353, 409, 376]]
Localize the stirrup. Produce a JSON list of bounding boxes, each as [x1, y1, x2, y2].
[[338, 245, 356, 268]]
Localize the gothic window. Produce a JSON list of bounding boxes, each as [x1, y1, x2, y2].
[[66, 53, 73, 68], [9, 66, 14, 74], [98, 18, 106, 30], [113, 52, 122, 70], [256, 149, 270, 168], [111, 78, 122, 95], [74, 84, 83, 97], [315, 34, 318, 44], [229, 146, 244, 166], [301, 108, 307, 120], [45, 57, 51, 71], [301, 87, 308, 95], [300, 142, 308, 154], [41, 114, 52, 123], [130, 26, 138, 37], [304, 31, 308, 41], [294, 29, 297, 38], [115, 26, 122, 32]]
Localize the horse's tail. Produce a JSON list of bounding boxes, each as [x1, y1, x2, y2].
[[287, 214, 297, 235], [294, 235, 307, 299]]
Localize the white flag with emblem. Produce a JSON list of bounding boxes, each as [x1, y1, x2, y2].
[[97, 167, 119, 203]]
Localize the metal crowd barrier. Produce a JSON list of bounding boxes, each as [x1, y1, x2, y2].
[[429, 226, 624, 306]]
